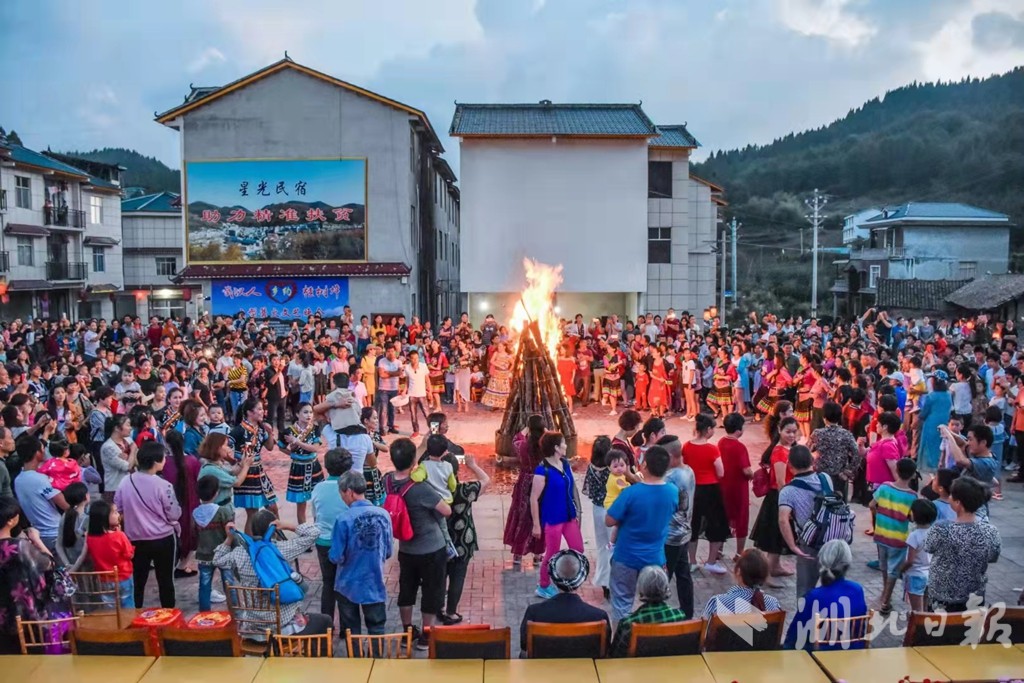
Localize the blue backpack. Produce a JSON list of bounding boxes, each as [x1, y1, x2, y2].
[[232, 524, 305, 604]]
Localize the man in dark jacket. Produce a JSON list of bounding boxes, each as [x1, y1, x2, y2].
[[518, 549, 610, 655]]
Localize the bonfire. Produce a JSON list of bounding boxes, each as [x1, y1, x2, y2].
[[495, 259, 578, 462]]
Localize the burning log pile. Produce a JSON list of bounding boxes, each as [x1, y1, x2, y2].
[[495, 319, 578, 462]]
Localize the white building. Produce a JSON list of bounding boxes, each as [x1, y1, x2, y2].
[[450, 102, 721, 322], [119, 191, 202, 321], [0, 139, 124, 321], [842, 207, 882, 245]]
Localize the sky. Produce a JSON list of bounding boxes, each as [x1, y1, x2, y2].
[[2, 0, 1023, 177]]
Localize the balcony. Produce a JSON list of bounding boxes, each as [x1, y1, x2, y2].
[[0, 189, 6, 212], [46, 261, 87, 281], [0, 252, 8, 272], [44, 206, 86, 229], [850, 246, 906, 261]]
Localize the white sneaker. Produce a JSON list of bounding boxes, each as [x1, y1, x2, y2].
[[704, 562, 728, 575], [210, 589, 226, 604], [609, 410, 617, 416]]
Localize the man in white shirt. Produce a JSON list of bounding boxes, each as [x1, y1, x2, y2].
[[83, 320, 101, 362], [404, 350, 431, 438]]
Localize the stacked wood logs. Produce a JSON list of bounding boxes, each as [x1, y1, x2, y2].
[[495, 320, 578, 462]]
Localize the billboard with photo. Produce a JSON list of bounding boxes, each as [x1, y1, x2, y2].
[[185, 158, 367, 263]]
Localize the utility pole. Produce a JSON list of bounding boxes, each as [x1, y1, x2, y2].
[[805, 188, 827, 319], [720, 227, 727, 327], [730, 217, 740, 308]]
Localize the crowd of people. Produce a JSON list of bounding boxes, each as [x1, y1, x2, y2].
[[0, 305, 1018, 655]]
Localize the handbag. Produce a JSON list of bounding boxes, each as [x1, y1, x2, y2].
[[752, 463, 771, 498]]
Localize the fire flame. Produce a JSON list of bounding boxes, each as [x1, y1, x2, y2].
[[509, 258, 563, 361]]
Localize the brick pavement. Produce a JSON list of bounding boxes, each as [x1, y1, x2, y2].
[[144, 404, 1024, 653]]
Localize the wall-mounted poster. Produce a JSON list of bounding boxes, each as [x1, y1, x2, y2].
[[185, 158, 367, 263], [210, 277, 349, 320]]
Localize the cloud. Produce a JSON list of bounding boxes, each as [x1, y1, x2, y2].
[[916, 0, 1024, 81], [188, 47, 227, 74], [776, 0, 877, 47]]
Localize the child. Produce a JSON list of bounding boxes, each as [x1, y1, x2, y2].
[[633, 363, 649, 411], [56, 481, 89, 571], [930, 468, 959, 523], [605, 449, 640, 545], [938, 415, 964, 470], [39, 440, 81, 491], [206, 404, 231, 437], [85, 500, 135, 608], [411, 434, 457, 552], [73, 443, 102, 501], [193, 475, 235, 610], [900, 498, 936, 612], [868, 457, 918, 616], [985, 406, 1006, 499]]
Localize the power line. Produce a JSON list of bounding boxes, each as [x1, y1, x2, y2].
[[805, 188, 827, 318]]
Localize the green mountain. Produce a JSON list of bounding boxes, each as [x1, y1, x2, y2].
[[692, 67, 1024, 315], [64, 147, 181, 195]]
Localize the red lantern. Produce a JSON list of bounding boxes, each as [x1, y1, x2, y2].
[[182, 288, 192, 302], [108, 293, 116, 303], [1, 294, 8, 305]]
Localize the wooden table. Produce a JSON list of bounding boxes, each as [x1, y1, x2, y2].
[[597, 656, 714, 683], [139, 656, 264, 683], [702, 651, 830, 683], [21, 655, 155, 683], [371, 659, 483, 683], [255, 657, 374, 683], [813, 647, 946, 683], [485, 659, 597, 683], [0, 655, 46, 679], [915, 644, 1024, 682]]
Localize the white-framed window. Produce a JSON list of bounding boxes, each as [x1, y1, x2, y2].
[[15, 176, 31, 209], [148, 298, 184, 320], [958, 261, 977, 279], [89, 195, 103, 224], [869, 265, 881, 289], [16, 236, 33, 266], [91, 246, 106, 273], [155, 256, 176, 276]]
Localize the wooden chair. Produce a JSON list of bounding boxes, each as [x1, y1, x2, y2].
[[269, 628, 334, 657], [345, 628, 413, 658], [526, 621, 608, 659], [703, 610, 786, 652], [429, 625, 510, 660], [903, 610, 986, 647], [70, 569, 121, 616], [628, 619, 705, 657], [986, 606, 1024, 644], [158, 625, 242, 657], [813, 609, 874, 650], [70, 626, 156, 656], [15, 613, 81, 654], [224, 584, 282, 655]]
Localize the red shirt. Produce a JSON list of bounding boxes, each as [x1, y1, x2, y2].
[[683, 441, 721, 486], [769, 445, 794, 490], [86, 530, 135, 577], [717, 436, 750, 486]]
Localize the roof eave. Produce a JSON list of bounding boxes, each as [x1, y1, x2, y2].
[[453, 133, 653, 139]]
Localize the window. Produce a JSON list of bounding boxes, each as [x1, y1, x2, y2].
[[155, 256, 177, 276], [16, 236, 33, 266], [868, 265, 881, 289], [91, 246, 106, 273], [15, 176, 31, 209], [148, 298, 184, 320], [648, 227, 671, 264], [648, 161, 672, 199], [89, 195, 103, 224], [958, 261, 977, 279]]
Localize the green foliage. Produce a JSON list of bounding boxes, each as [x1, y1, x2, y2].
[[63, 147, 180, 194]]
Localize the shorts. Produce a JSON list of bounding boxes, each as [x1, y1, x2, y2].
[[876, 543, 907, 577], [397, 548, 447, 614], [904, 573, 927, 597]]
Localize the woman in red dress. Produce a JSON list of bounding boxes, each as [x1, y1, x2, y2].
[[750, 416, 799, 577], [502, 414, 546, 565], [718, 413, 754, 560], [647, 348, 670, 418], [556, 343, 577, 413]]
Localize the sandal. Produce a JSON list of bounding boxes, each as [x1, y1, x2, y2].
[[864, 529, 874, 536], [443, 612, 463, 625], [879, 603, 893, 617], [992, 492, 1004, 501]]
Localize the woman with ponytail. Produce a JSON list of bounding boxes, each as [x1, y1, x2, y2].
[[702, 548, 782, 621], [161, 430, 200, 577], [783, 539, 868, 650], [56, 482, 90, 570], [502, 414, 547, 566]]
